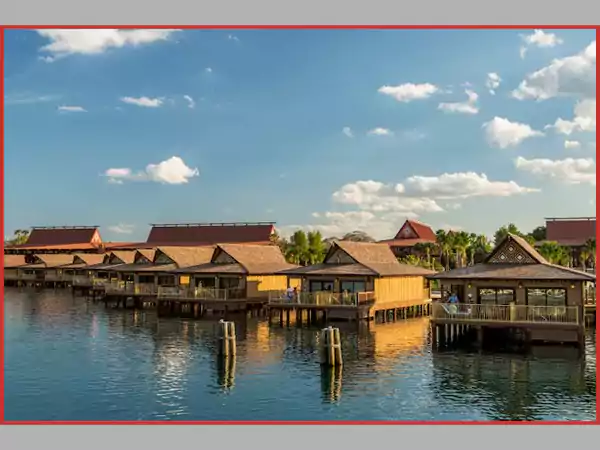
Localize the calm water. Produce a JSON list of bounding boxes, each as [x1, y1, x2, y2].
[[4, 290, 597, 422]]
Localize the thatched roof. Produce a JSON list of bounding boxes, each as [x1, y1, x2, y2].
[[173, 243, 297, 275], [430, 233, 596, 281], [282, 241, 435, 277], [4, 255, 26, 268], [23, 254, 76, 268], [110, 251, 137, 264], [136, 249, 156, 262], [156, 246, 215, 267]]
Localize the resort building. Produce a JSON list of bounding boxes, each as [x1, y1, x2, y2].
[[10, 253, 77, 287], [143, 222, 277, 246], [277, 240, 434, 320], [4, 255, 26, 286], [171, 243, 297, 300], [429, 233, 596, 346], [379, 219, 437, 258], [542, 217, 596, 270], [5, 226, 104, 255]]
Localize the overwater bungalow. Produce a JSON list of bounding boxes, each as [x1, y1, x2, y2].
[[4, 255, 26, 286], [168, 243, 297, 303], [59, 253, 105, 285], [11, 254, 76, 287], [83, 250, 138, 283], [429, 233, 596, 347], [273, 240, 435, 321], [107, 246, 216, 295]]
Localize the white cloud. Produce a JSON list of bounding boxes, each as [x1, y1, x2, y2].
[[183, 95, 196, 109], [332, 172, 537, 215], [515, 156, 596, 185], [205, 67, 213, 73], [342, 126, 354, 138], [485, 73, 501, 95], [367, 127, 393, 136], [564, 140, 581, 149], [103, 156, 199, 185], [438, 89, 479, 114], [120, 96, 164, 108], [108, 223, 135, 234], [227, 34, 240, 42], [546, 99, 596, 135], [57, 105, 87, 113], [378, 83, 439, 102], [483, 117, 544, 149], [5, 93, 60, 105], [519, 30, 563, 59], [512, 40, 596, 100], [403, 172, 539, 199], [37, 29, 178, 60]]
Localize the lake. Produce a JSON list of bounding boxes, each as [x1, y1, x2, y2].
[[4, 289, 596, 422]]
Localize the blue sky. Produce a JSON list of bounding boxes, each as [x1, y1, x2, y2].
[[4, 29, 596, 241]]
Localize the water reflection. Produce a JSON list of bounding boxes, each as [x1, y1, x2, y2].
[[4, 289, 596, 422]]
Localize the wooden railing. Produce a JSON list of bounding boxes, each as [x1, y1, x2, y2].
[[156, 286, 245, 300], [268, 290, 375, 306], [104, 281, 159, 295], [431, 303, 580, 325]]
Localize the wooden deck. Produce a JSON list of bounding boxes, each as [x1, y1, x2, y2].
[[431, 303, 585, 347]]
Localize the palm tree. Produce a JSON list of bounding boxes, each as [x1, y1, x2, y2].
[[435, 229, 452, 271], [469, 234, 492, 265], [286, 230, 310, 265], [307, 231, 326, 264], [414, 242, 437, 268], [452, 231, 471, 268], [538, 241, 570, 266], [5, 229, 30, 246], [580, 238, 596, 271]]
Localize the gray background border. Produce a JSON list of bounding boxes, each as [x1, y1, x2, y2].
[[2, 0, 600, 25], [1, 0, 598, 448]]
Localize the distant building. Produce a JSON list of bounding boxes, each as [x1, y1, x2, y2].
[[378, 219, 437, 257], [4, 226, 103, 255], [143, 222, 277, 246], [542, 217, 596, 269]]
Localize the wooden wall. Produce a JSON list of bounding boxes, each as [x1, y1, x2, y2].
[[374, 276, 428, 307], [246, 275, 289, 298]]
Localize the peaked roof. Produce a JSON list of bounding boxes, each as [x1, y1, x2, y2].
[[4, 255, 26, 268], [155, 246, 216, 267], [378, 219, 437, 247], [73, 253, 106, 266], [110, 250, 137, 264], [395, 220, 437, 241], [136, 249, 156, 262], [28, 254, 76, 268], [146, 222, 275, 245], [282, 241, 434, 277], [430, 233, 596, 281]]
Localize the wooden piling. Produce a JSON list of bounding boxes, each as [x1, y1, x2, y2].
[[320, 326, 343, 366], [217, 320, 237, 357]]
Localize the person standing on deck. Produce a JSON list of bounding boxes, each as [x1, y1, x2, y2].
[[448, 291, 459, 314]]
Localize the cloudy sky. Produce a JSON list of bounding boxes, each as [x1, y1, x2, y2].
[[4, 29, 596, 241]]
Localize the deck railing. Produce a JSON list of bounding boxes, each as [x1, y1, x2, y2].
[[104, 281, 159, 295], [156, 286, 245, 300], [431, 303, 580, 325], [268, 290, 375, 307]]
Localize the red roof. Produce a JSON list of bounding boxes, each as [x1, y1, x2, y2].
[[146, 223, 275, 245], [545, 218, 596, 245], [4, 243, 100, 251], [19, 226, 102, 247], [393, 220, 437, 242], [378, 238, 436, 248]]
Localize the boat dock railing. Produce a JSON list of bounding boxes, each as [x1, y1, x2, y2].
[[431, 303, 580, 325], [268, 290, 375, 307]]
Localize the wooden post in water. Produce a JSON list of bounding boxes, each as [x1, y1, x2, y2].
[[217, 320, 237, 357], [320, 326, 343, 366]]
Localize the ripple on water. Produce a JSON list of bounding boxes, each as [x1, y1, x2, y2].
[[4, 290, 597, 421]]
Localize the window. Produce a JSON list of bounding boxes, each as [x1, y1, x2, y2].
[[138, 275, 154, 284], [526, 288, 566, 306], [310, 280, 334, 292], [340, 280, 366, 293], [478, 288, 515, 305]]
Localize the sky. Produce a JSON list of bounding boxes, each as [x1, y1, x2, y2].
[[3, 28, 597, 242]]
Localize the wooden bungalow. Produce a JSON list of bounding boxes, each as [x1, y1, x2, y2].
[[85, 250, 138, 281], [275, 240, 435, 321], [4, 225, 104, 255], [107, 246, 215, 295], [4, 255, 26, 286], [429, 233, 596, 347], [540, 217, 596, 271], [13, 254, 76, 287], [59, 253, 105, 285], [169, 243, 297, 303]]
